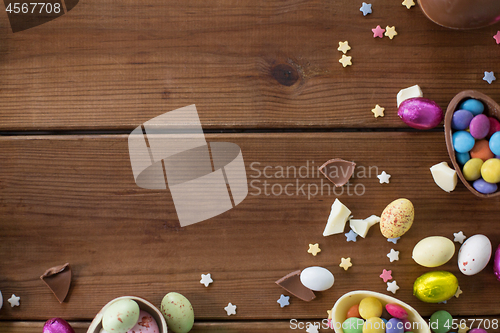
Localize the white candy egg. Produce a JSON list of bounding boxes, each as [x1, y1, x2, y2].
[[299, 266, 334, 291], [458, 234, 492, 275], [412, 236, 455, 267]]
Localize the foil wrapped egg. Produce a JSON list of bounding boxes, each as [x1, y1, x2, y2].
[[43, 318, 76, 333], [413, 271, 458, 303], [398, 97, 443, 130]]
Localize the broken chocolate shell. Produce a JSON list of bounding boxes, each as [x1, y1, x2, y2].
[[40, 263, 72, 303], [275, 270, 315, 302], [318, 159, 356, 187]]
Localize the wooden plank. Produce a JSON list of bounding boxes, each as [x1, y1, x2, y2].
[[2, 318, 500, 333], [1, 1, 500, 130], [0, 133, 499, 323]]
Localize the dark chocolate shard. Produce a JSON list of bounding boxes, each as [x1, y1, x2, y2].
[[319, 159, 356, 187], [40, 263, 72, 303], [275, 270, 315, 302]]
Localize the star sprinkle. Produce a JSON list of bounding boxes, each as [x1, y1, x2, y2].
[[224, 302, 237, 316], [494, 31, 500, 44], [377, 171, 391, 184], [387, 237, 400, 244], [483, 71, 496, 84], [402, 0, 415, 9], [8, 294, 20, 307], [345, 229, 358, 242], [372, 25, 385, 38], [360, 2, 372, 16], [438, 300, 447, 304], [458, 324, 469, 333], [277, 294, 290, 308], [387, 280, 399, 294], [380, 269, 392, 282], [384, 26, 398, 39], [455, 285, 463, 298], [339, 55, 352, 67], [306, 324, 320, 333], [453, 231, 466, 244], [338, 41, 351, 54], [371, 104, 385, 118], [307, 243, 321, 256], [387, 249, 399, 262], [200, 273, 213, 287], [339, 257, 353, 270]]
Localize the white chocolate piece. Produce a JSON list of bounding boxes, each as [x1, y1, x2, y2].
[[397, 85, 423, 107], [430, 162, 457, 193], [323, 199, 351, 236], [349, 215, 381, 238]]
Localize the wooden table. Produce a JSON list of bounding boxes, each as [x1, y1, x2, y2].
[[1, 0, 500, 332]]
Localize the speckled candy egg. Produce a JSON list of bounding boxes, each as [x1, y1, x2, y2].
[[102, 299, 140, 333], [126, 310, 160, 333], [412, 236, 455, 267], [43, 318, 76, 333], [397, 97, 443, 130], [413, 271, 458, 303], [380, 198, 414, 238], [458, 234, 492, 276], [161, 292, 194, 333]]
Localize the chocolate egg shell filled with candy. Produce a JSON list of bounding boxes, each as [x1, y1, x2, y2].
[[444, 90, 500, 198], [398, 97, 443, 130]]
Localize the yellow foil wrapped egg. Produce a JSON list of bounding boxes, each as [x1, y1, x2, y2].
[[413, 271, 458, 303], [380, 198, 414, 238]]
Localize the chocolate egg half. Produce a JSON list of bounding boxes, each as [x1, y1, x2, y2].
[[398, 97, 443, 130]]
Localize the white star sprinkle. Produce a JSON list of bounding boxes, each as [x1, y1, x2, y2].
[[8, 294, 20, 307], [387, 249, 400, 262], [453, 231, 466, 244], [306, 324, 320, 333], [200, 273, 213, 287], [387, 280, 399, 294], [377, 171, 391, 184], [224, 302, 237, 316], [277, 294, 290, 308], [483, 71, 496, 84]]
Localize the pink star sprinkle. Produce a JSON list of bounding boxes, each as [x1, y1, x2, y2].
[[372, 25, 385, 38], [494, 31, 500, 44], [380, 269, 392, 282]]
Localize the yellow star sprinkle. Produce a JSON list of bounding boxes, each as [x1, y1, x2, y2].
[[339, 55, 352, 67], [327, 309, 332, 320], [339, 257, 352, 270], [371, 104, 385, 118], [337, 41, 351, 54], [384, 26, 398, 39], [402, 0, 415, 9], [458, 324, 469, 333], [307, 243, 321, 256], [454, 285, 462, 298]]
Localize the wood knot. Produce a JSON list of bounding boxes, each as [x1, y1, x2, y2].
[[270, 64, 299, 86]]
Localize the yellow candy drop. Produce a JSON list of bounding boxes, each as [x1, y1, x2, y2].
[[363, 317, 385, 333], [358, 297, 382, 319], [462, 158, 483, 181], [481, 158, 500, 184]]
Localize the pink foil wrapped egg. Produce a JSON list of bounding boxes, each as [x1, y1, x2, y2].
[[398, 97, 444, 130], [43, 318, 75, 333], [494, 244, 500, 281]]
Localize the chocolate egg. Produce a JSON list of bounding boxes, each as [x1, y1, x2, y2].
[[494, 244, 500, 281], [458, 234, 492, 276], [127, 310, 160, 333], [43, 318, 76, 333], [380, 198, 414, 238], [398, 97, 443, 130], [102, 299, 140, 333], [413, 271, 458, 303], [161, 292, 194, 333]]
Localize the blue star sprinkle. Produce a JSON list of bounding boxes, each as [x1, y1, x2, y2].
[[483, 71, 496, 84], [360, 2, 372, 16], [345, 229, 358, 242], [387, 237, 400, 244], [277, 294, 290, 308]]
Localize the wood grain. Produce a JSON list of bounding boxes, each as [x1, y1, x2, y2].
[[0, 133, 499, 323], [0, 0, 500, 130]]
